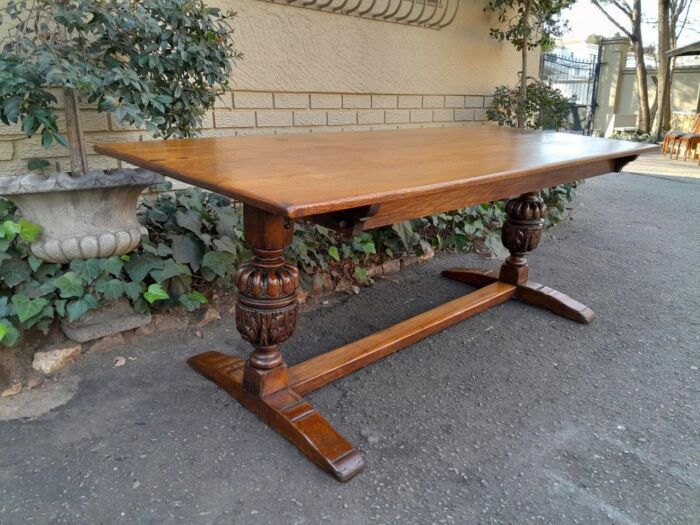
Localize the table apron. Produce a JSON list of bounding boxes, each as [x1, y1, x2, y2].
[[308, 158, 627, 232]]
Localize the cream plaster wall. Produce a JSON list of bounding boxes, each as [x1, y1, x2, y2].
[[215, 0, 525, 94], [616, 68, 700, 116]]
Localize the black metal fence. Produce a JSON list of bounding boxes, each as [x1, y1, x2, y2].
[[540, 53, 600, 134]]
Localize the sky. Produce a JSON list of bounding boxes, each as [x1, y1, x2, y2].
[[560, 0, 700, 48]]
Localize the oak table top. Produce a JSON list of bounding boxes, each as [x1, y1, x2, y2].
[[95, 127, 657, 220]]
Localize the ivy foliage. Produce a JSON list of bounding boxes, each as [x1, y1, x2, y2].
[[0, 0, 240, 146], [487, 80, 572, 130]]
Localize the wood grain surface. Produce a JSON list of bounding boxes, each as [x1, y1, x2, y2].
[[95, 127, 657, 218]]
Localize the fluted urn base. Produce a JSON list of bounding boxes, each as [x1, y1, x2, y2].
[[0, 169, 162, 263]]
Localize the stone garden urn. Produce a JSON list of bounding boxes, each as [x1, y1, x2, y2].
[[0, 168, 163, 263]]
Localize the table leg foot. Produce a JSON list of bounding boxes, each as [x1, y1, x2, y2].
[[188, 351, 366, 481], [442, 268, 595, 323], [441, 267, 499, 287], [442, 269, 595, 324], [515, 280, 595, 324]]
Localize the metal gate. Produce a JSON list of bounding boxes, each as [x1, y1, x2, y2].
[[539, 53, 600, 134]]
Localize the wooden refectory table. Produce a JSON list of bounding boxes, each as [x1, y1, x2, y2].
[[96, 127, 657, 481]]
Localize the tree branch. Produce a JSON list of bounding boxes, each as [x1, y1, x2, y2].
[[590, 0, 633, 39], [609, 0, 633, 17], [672, 0, 694, 43]]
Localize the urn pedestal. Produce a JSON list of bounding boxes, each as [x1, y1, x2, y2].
[[0, 168, 162, 263]]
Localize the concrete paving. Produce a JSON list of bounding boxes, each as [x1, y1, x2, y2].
[[0, 172, 698, 524]]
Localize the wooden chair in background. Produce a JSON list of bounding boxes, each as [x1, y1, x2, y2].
[[680, 134, 700, 162], [663, 113, 700, 157]]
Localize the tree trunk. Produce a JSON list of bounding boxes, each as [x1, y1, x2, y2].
[[517, 0, 532, 129], [63, 87, 88, 177], [631, 0, 651, 133], [653, 0, 672, 138], [650, 75, 658, 125]]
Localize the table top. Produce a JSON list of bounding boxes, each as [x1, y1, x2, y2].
[[96, 127, 657, 218]]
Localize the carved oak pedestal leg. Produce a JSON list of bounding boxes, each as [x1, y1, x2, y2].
[[188, 206, 365, 481], [442, 192, 594, 323]]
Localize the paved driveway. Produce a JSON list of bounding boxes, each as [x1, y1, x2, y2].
[[1, 172, 698, 524]]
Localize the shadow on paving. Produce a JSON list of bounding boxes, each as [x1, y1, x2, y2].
[[0, 173, 698, 524]]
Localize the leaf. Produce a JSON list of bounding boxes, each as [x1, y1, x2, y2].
[[52, 272, 84, 298], [15, 279, 53, 298], [143, 283, 169, 304], [22, 304, 54, 329], [175, 210, 202, 235], [12, 295, 49, 323], [171, 234, 204, 271], [95, 279, 125, 301], [27, 255, 42, 272], [214, 208, 241, 238], [354, 267, 369, 283], [124, 282, 145, 301], [0, 319, 20, 346], [18, 219, 41, 242], [201, 250, 235, 279], [189, 291, 207, 304], [66, 294, 99, 322], [155, 243, 173, 257], [150, 259, 189, 283], [391, 221, 419, 250], [352, 233, 376, 255], [212, 236, 238, 255], [132, 297, 150, 315], [101, 256, 124, 277], [178, 189, 204, 212], [125, 253, 164, 283], [179, 290, 207, 311], [0, 259, 32, 287], [54, 299, 67, 317], [33, 262, 60, 280], [70, 259, 102, 281], [27, 158, 51, 171], [2, 220, 21, 241], [328, 246, 340, 262]]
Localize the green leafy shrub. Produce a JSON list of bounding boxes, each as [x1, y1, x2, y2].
[[487, 80, 572, 130], [0, 0, 240, 174]]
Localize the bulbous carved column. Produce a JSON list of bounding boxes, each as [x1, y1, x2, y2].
[[236, 206, 299, 397], [499, 192, 547, 285], [235, 251, 299, 369]]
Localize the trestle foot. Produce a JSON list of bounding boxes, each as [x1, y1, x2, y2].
[[188, 351, 366, 481]]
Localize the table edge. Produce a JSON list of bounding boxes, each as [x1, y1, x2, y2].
[[95, 139, 658, 219]]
